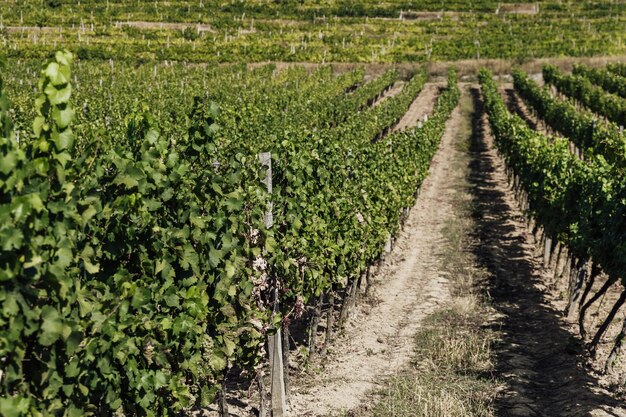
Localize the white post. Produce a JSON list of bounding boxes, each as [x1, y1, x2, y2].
[[258, 152, 286, 417]]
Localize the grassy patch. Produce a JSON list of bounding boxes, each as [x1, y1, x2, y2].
[[368, 300, 496, 417], [354, 86, 499, 417]]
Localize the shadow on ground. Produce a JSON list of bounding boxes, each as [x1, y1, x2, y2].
[[466, 87, 624, 417]]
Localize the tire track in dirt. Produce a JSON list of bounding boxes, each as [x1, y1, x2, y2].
[[470, 86, 626, 417], [287, 85, 467, 416]]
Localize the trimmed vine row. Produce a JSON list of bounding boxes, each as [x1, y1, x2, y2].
[[0, 51, 459, 415], [512, 69, 626, 168], [543, 65, 626, 126], [480, 68, 626, 369]]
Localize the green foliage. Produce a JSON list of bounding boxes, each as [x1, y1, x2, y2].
[[181, 27, 200, 42], [573, 64, 626, 99], [607, 63, 626, 78], [544, 65, 626, 126], [479, 68, 626, 284], [1, 1, 625, 63], [0, 52, 461, 414], [0, 51, 272, 415], [513, 69, 626, 168]]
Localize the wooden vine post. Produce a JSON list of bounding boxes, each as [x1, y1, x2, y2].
[[259, 152, 287, 416]]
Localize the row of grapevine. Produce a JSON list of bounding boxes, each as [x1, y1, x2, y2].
[[480, 69, 626, 369], [324, 69, 398, 128], [512, 69, 626, 168], [543, 65, 626, 126], [0, 51, 456, 415], [573, 64, 626, 99], [608, 63, 626, 78], [0, 51, 283, 416]]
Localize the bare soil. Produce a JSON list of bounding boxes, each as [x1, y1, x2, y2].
[[116, 21, 216, 32], [497, 3, 539, 15]]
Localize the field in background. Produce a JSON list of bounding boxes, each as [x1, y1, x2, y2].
[[0, 0, 624, 62]]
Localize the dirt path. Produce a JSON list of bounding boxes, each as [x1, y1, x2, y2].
[[287, 86, 468, 416], [499, 84, 560, 138], [116, 21, 216, 32], [470, 87, 626, 417], [393, 82, 444, 131]]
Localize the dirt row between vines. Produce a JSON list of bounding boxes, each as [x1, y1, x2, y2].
[[371, 80, 405, 107], [393, 82, 444, 132], [287, 82, 455, 415]]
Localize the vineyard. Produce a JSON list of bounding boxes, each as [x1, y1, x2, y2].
[[1, 1, 626, 417], [0, 0, 625, 62]]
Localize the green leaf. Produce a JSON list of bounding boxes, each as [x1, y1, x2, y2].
[[0, 153, 17, 175], [224, 261, 236, 279], [39, 306, 63, 346], [0, 397, 23, 417], [208, 246, 223, 267], [265, 236, 278, 253], [164, 294, 179, 307], [139, 391, 155, 409], [51, 127, 74, 151], [224, 192, 243, 211], [114, 174, 139, 189], [154, 371, 167, 389], [64, 357, 80, 378], [44, 83, 71, 105], [145, 128, 159, 144], [55, 50, 73, 67], [223, 337, 236, 357], [23, 255, 42, 269], [32, 116, 46, 137], [66, 331, 83, 356], [132, 288, 150, 309], [2, 291, 19, 316], [53, 151, 72, 168], [66, 405, 83, 417], [52, 106, 75, 129], [28, 193, 44, 213], [161, 188, 174, 201], [44, 62, 61, 84], [84, 261, 100, 274], [81, 205, 98, 223], [1, 228, 23, 251], [55, 247, 73, 269], [209, 352, 226, 372], [172, 316, 192, 335]]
